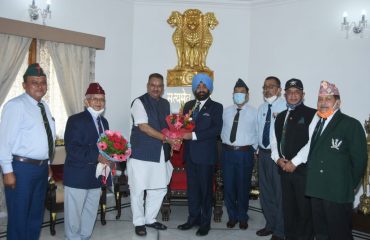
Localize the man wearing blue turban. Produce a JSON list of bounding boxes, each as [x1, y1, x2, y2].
[[177, 73, 223, 236]]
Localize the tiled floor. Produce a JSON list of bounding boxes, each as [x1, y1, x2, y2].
[[1, 194, 369, 239], [38, 195, 273, 240]]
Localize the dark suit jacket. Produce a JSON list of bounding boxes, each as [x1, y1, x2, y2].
[[306, 111, 368, 203], [63, 110, 109, 189], [183, 98, 223, 165]]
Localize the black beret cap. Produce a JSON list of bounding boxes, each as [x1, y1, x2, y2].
[[285, 78, 303, 90]]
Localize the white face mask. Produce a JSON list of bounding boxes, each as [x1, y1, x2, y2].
[[264, 95, 277, 104], [87, 107, 105, 115], [233, 93, 247, 105]]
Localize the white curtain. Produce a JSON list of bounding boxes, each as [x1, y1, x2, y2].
[[0, 34, 31, 218], [46, 42, 94, 116], [0, 34, 31, 106]]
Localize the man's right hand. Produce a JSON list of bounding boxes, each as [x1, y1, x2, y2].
[[3, 172, 16, 189], [276, 158, 288, 169]]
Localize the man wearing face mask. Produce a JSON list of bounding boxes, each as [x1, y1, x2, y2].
[[270, 79, 316, 240], [256, 76, 286, 240], [220, 78, 257, 230], [293, 81, 367, 240], [177, 73, 223, 236], [63, 82, 110, 239]]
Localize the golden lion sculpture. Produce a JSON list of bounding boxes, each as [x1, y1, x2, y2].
[[168, 9, 218, 70]]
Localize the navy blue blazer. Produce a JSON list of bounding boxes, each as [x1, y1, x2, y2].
[[63, 110, 109, 189], [183, 98, 223, 165]]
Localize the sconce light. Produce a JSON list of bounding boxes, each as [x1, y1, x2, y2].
[[28, 0, 51, 25], [341, 10, 368, 39]]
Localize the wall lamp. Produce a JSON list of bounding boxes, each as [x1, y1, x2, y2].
[[28, 0, 51, 25], [341, 10, 367, 39]]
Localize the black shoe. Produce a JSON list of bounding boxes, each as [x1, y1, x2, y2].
[[135, 225, 147, 236], [226, 220, 238, 228], [146, 222, 167, 230], [196, 227, 210, 236], [270, 235, 285, 240], [177, 222, 194, 230], [256, 227, 273, 236], [239, 221, 248, 230]]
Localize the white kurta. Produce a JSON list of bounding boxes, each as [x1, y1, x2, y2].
[[127, 99, 173, 190]]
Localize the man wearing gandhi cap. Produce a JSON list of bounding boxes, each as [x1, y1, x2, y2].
[[177, 73, 223, 236], [0, 63, 56, 239], [220, 78, 258, 230], [294, 80, 367, 240], [63, 82, 110, 239]]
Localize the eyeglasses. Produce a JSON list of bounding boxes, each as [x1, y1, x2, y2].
[[88, 98, 105, 103], [262, 85, 278, 90]]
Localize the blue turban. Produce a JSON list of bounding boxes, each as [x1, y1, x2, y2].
[[192, 73, 213, 93]]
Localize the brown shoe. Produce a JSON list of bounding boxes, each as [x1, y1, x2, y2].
[[239, 221, 248, 230], [226, 220, 237, 228], [256, 227, 273, 236], [270, 235, 285, 240]]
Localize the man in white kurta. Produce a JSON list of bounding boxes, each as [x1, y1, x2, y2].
[[127, 73, 174, 236]]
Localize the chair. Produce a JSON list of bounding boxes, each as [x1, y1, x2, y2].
[[45, 145, 108, 236], [112, 162, 130, 220], [160, 141, 224, 222]]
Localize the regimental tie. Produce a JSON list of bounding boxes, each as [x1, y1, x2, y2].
[[37, 102, 54, 160], [279, 110, 291, 157], [310, 117, 326, 149], [192, 101, 201, 120], [262, 104, 272, 148], [97, 116, 103, 135], [230, 108, 241, 143]]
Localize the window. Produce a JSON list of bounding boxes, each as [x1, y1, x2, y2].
[[0, 39, 68, 139]]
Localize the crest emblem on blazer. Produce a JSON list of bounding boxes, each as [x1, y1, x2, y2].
[[330, 138, 342, 150]]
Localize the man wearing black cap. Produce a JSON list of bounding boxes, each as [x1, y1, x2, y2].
[[220, 78, 257, 230], [0, 63, 56, 239], [270, 78, 316, 240]]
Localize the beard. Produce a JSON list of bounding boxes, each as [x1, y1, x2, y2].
[[194, 91, 210, 101]]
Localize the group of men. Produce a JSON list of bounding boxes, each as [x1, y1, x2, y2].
[[0, 63, 367, 240]]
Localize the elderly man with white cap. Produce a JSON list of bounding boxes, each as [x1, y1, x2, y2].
[[177, 73, 223, 236], [294, 80, 367, 240]]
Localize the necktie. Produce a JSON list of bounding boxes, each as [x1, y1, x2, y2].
[[229, 108, 241, 143], [262, 104, 272, 148], [310, 117, 326, 149], [97, 116, 103, 135], [192, 101, 201, 120], [37, 102, 54, 160], [279, 110, 290, 157]]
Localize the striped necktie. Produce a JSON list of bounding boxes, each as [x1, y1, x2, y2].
[[192, 101, 201, 120], [97, 116, 103, 135], [229, 108, 241, 143], [279, 110, 291, 157], [310, 117, 326, 149], [38, 102, 54, 160], [262, 104, 272, 147]]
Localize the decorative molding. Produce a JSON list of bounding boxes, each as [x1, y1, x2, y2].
[[0, 17, 105, 50], [132, 0, 302, 8]]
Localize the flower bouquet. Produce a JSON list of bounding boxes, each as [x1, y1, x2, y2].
[[161, 111, 195, 151], [96, 130, 131, 184]]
